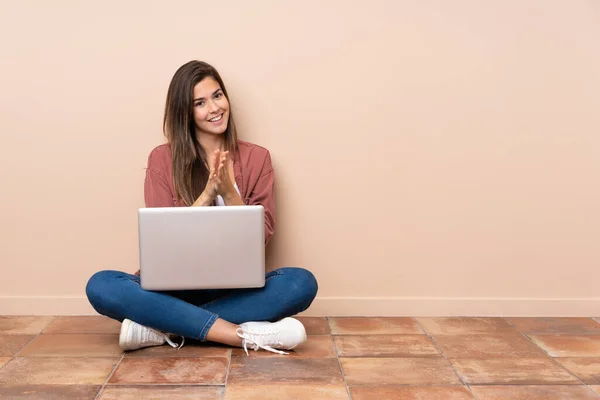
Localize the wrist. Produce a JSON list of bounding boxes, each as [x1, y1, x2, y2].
[[221, 186, 238, 201], [221, 187, 245, 206], [195, 191, 215, 206]]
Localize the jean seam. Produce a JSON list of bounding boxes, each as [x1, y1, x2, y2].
[[201, 295, 231, 308], [198, 313, 219, 341], [265, 270, 282, 281], [200, 270, 282, 309], [269, 270, 282, 278]]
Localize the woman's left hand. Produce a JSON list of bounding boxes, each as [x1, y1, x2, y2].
[[215, 151, 236, 197]]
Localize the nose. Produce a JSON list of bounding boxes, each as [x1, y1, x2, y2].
[[208, 99, 220, 113]]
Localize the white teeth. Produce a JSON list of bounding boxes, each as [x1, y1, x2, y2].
[[209, 114, 223, 122]]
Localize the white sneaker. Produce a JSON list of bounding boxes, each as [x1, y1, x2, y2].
[[119, 319, 185, 351], [236, 317, 307, 355]]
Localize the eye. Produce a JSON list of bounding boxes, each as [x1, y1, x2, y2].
[[214, 92, 223, 99], [195, 101, 204, 107]]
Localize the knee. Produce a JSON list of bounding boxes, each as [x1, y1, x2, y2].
[[85, 270, 124, 309], [279, 267, 318, 309]]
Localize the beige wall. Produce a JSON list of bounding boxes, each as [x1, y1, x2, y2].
[[1, 0, 599, 316]]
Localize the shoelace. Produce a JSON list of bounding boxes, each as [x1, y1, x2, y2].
[[164, 334, 185, 349], [236, 327, 288, 355], [145, 328, 185, 349]]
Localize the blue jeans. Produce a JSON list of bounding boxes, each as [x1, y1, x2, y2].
[[86, 267, 318, 341]]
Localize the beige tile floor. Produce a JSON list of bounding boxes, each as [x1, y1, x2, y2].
[[1, 316, 600, 399]]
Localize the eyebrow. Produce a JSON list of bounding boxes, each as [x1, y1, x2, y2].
[[193, 88, 222, 102]]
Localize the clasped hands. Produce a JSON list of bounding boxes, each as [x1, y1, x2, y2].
[[202, 149, 236, 202]]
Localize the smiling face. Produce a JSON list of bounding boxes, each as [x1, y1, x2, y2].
[[192, 76, 230, 137]]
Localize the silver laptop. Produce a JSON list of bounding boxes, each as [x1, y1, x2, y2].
[[138, 205, 265, 291]]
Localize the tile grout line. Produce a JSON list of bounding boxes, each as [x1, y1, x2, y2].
[[413, 318, 479, 400], [327, 317, 353, 400], [11, 316, 57, 358], [502, 317, 595, 393], [38, 315, 59, 335], [222, 348, 233, 399], [94, 353, 125, 400], [0, 316, 56, 371], [341, 383, 497, 387], [0, 335, 36, 372]]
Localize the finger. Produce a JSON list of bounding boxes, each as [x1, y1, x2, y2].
[[220, 151, 228, 164], [212, 150, 220, 177]]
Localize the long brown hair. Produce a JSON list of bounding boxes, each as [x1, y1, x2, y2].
[[163, 61, 238, 206]]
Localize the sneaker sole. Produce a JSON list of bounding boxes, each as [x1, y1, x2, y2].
[[119, 319, 132, 350], [282, 317, 307, 350]]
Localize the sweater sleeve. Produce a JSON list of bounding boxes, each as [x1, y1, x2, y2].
[[247, 151, 276, 245], [144, 167, 174, 207]]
